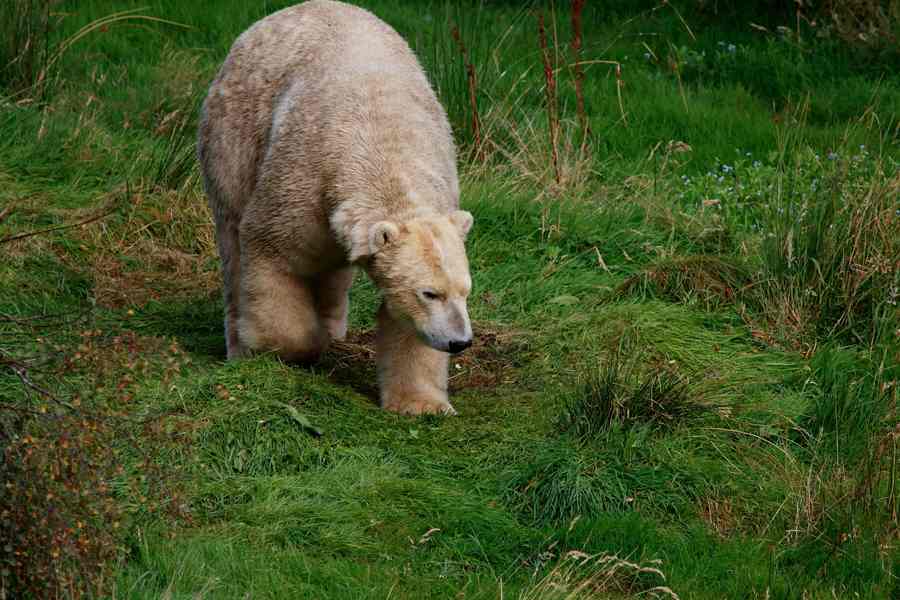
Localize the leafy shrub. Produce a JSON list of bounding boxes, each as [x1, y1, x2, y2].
[[1, 412, 123, 598]]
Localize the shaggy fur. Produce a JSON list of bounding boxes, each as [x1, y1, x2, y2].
[[197, 0, 474, 415]]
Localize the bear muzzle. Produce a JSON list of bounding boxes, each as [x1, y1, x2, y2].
[[448, 338, 473, 354]]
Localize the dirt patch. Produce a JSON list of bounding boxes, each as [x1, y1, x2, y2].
[[319, 325, 528, 401], [447, 327, 527, 391]]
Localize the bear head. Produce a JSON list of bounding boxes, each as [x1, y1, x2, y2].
[[363, 211, 474, 354]]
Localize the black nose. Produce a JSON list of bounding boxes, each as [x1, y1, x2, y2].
[[448, 339, 472, 354]]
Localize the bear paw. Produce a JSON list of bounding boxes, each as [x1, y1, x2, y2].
[[383, 397, 457, 416]]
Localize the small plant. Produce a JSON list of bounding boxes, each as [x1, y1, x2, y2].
[[569, 0, 589, 151], [450, 25, 483, 162]]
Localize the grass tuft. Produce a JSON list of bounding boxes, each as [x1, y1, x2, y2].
[[519, 549, 679, 600], [619, 255, 750, 311], [559, 358, 703, 440]]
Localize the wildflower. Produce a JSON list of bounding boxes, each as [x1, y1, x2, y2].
[[827, 152, 838, 160], [752, 160, 761, 168], [727, 44, 736, 53], [721, 164, 733, 173]]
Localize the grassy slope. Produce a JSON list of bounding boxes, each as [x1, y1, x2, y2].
[[1, 1, 898, 598]]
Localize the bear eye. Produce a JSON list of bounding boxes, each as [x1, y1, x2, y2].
[[421, 290, 441, 301]]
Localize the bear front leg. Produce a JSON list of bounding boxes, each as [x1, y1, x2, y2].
[[375, 303, 455, 415]]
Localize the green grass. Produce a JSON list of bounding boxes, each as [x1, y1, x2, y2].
[[1, 1, 898, 598]]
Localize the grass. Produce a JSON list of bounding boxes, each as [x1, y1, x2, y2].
[[1, 0, 898, 598]]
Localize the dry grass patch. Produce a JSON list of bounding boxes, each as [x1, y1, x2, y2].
[[619, 255, 750, 311], [698, 496, 737, 539], [75, 188, 217, 308], [467, 108, 596, 199], [90, 241, 217, 308], [519, 549, 679, 600]]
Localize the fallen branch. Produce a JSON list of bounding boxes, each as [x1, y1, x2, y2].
[[0, 350, 74, 410], [0, 204, 14, 225], [0, 207, 116, 245]]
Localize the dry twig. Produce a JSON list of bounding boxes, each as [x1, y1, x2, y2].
[[0, 207, 116, 245]]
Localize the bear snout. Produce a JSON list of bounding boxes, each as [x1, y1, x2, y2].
[[448, 338, 473, 354]]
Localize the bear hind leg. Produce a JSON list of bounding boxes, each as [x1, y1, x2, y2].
[[214, 216, 245, 359], [313, 267, 354, 342], [237, 256, 328, 363]]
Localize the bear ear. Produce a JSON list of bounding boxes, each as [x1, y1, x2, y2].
[[449, 210, 474, 238], [368, 221, 400, 255]]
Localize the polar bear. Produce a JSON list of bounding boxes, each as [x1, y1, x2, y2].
[[197, 0, 473, 415]]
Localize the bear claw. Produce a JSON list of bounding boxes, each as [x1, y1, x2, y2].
[[384, 399, 457, 416]]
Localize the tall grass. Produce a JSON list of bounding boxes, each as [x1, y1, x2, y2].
[[1, 2, 189, 103], [0, 0, 53, 98], [757, 104, 899, 346]]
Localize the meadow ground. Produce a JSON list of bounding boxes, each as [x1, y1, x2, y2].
[[1, 1, 898, 598]]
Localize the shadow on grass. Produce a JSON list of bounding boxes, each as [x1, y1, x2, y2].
[[130, 297, 226, 358], [129, 297, 529, 409]]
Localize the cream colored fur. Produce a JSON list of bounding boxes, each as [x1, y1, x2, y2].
[[197, 0, 473, 415]]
